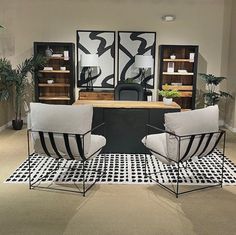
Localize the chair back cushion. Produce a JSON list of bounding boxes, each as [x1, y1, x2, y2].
[[165, 105, 219, 162], [114, 83, 144, 101], [30, 103, 93, 158]]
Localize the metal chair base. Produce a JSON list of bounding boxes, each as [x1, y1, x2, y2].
[[28, 155, 107, 197], [144, 153, 225, 198]]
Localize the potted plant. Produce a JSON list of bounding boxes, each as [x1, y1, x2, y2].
[[0, 56, 46, 130], [199, 73, 233, 106], [159, 84, 180, 105]]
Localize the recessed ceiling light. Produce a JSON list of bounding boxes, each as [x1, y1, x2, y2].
[[161, 15, 176, 22]]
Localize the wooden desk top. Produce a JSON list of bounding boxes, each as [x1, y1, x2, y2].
[[73, 100, 181, 109]]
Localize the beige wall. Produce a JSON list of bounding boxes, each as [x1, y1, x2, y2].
[[0, 0, 233, 127], [0, 101, 13, 127], [225, 0, 236, 130]]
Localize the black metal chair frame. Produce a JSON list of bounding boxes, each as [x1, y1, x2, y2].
[[27, 123, 106, 196], [144, 124, 226, 198]]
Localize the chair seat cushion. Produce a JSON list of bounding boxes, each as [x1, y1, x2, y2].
[[86, 135, 106, 159], [142, 133, 174, 164]]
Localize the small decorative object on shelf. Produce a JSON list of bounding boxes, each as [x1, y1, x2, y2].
[[43, 67, 53, 71], [63, 51, 69, 60], [167, 62, 174, 73], [45, 46, 53, 57], [47, 79, 54, 84], [34, 42, 75, 105], [159, 44, 199, 109], [60, 66, 66, 71], [171, 82, 182, 86], [51, 54, 63, 57], [189, 53, 195, 61], [178, 69, 187, 73]]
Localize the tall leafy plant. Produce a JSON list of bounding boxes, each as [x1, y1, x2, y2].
[[199, 73, 233, 106], [0, 56, 46, 129]]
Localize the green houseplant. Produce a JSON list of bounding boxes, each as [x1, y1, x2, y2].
[[159, 84, 180, 105], [199, 73, 232, 106], [0, 56, 46, 130]]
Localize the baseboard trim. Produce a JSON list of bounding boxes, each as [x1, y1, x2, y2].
[[0, 121, 12, 132], [0, 117, 27, 132], [224, 123, 236, 133]]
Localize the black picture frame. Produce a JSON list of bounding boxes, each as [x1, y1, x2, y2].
[[118, 31, 156, 89], [77, 30, 115, 88]]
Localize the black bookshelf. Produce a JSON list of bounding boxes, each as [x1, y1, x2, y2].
[[34, 42, 75, 105], [158, 45, 199, 110]]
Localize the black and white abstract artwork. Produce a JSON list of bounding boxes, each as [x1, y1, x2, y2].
[[77, 30, 115, 88], [118, 31, 156, 88]]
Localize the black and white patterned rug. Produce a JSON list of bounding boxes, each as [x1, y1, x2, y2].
[[5, 149, 236, 185]]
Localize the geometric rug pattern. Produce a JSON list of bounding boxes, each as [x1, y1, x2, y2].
[[5, 149, 236, 185]]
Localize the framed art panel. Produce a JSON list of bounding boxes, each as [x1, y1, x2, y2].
[[77, 30, 115, 88], [118, 31, 156, 89]]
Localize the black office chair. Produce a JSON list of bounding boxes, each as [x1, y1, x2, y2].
[[114, 83, 144, 101]]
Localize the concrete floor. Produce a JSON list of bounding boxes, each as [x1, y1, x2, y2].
[[0, 127, 235, 235]]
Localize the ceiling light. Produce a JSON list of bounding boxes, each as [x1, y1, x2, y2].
[[161, 15, 176, 22]]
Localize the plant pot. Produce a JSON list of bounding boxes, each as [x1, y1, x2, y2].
[[163, 97, 173, 105], [12, 120, 23, 130]]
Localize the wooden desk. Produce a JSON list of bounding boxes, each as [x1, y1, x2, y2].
[[74, 100, 181, 153], [74, 100, 180, 109]]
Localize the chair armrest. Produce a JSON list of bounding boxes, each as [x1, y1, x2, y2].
[[146, 124, 180, 138], [83, 122, 105, 136], [28, 123, 105, 137], [179, 129, 225, 138]]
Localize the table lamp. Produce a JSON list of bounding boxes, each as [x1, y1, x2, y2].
[[81, 54, 99, 91], [134, 55, 153, 92]]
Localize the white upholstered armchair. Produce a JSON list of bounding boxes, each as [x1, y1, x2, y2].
[[27, 103, 106, 196], [142, 105, 226, 197]]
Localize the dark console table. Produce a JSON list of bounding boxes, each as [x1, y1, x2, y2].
[[74, 100, 180, 153]]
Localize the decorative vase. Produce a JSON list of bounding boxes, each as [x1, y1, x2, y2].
[[12, 120, 23, 130], [45, 46, 53, 57], [163, 97, 173, 105]]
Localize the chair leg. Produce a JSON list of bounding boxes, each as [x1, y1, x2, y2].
[[220, 132, 226, 188], [220, 155, 225, 188], [28, 154, 32, 190], [27, 130, 32, 190], [82, 160, 86, 197], [176, 161, 180, 198], [144, 153, 147, 177], [103, 154, 107, 177]]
